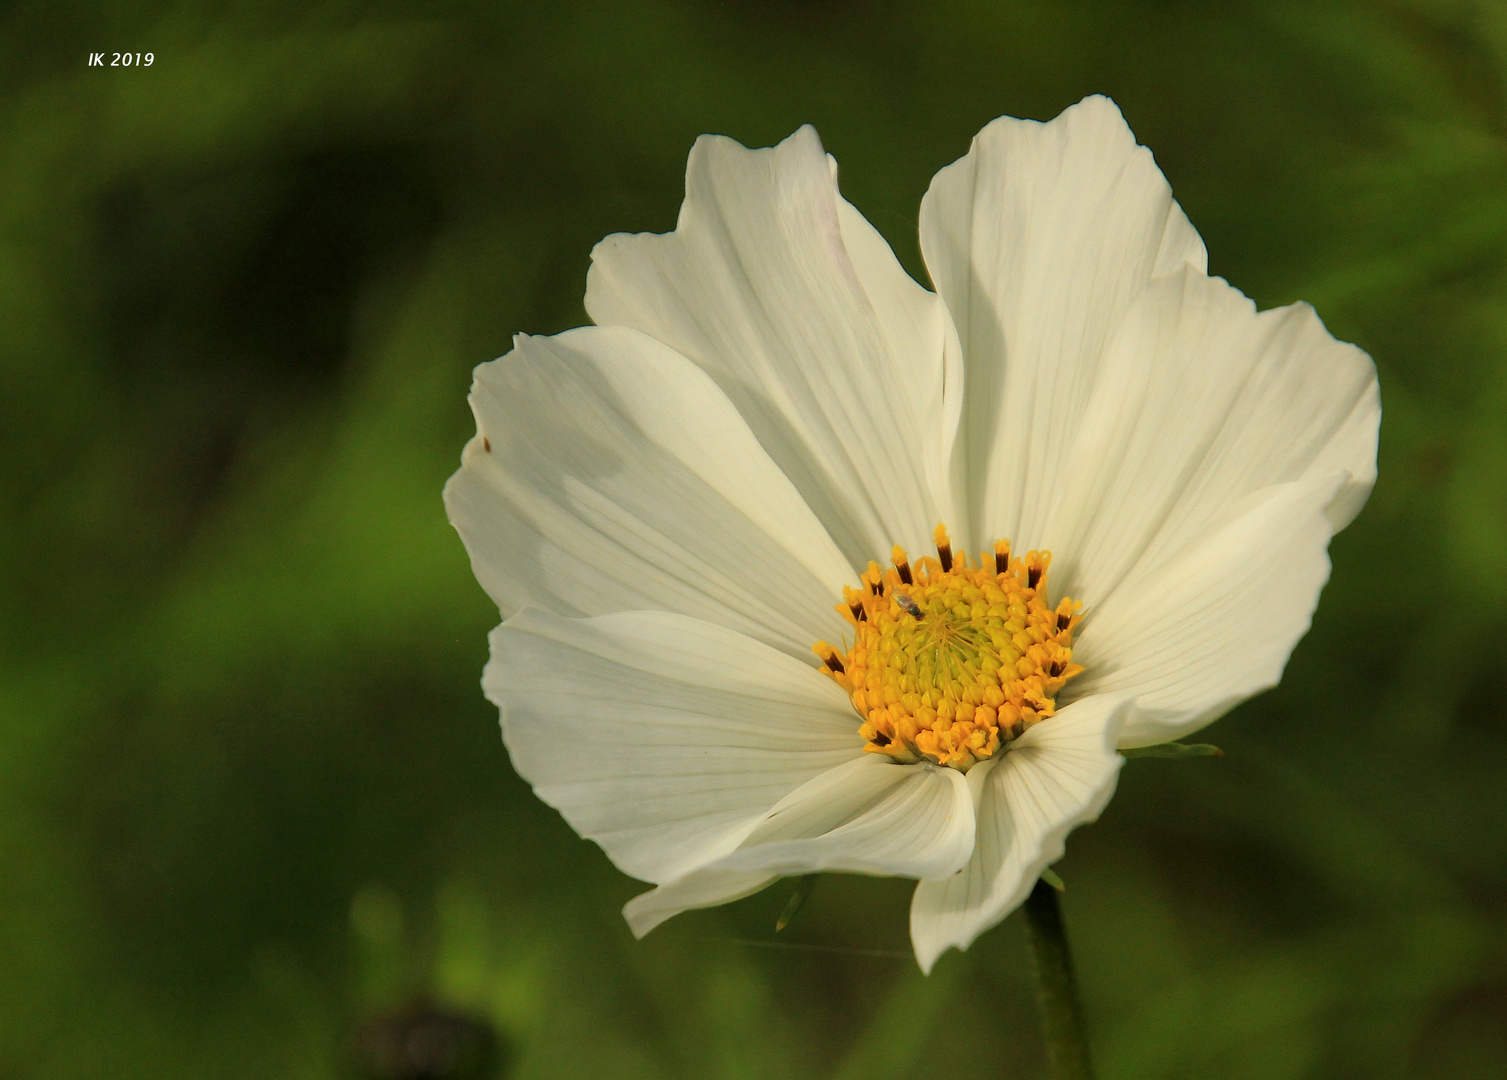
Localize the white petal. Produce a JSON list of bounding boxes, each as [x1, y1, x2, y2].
[[486, 609, 860, 885], [586, 126, 962, 565], [623, 756, 975, 936], [716, 755, 975, 879], [919, 95, 1208, 548], [909, 694, 1130, 973], [1069, 474, 1347, 746], [1041, 268, 1380, 606], [623, 869, 779, 938], [444, 326, 856, 658]]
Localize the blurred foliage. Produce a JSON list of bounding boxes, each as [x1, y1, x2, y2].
[[2, 0, 1506, 1077]]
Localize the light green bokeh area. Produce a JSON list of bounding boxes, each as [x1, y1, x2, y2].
[[2, 1, 1506, 1077]]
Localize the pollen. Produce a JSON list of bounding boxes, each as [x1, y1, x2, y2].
[[813, 525, 1083, 772]]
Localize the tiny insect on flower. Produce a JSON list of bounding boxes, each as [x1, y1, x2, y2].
[[444, 96, 1379, 971]]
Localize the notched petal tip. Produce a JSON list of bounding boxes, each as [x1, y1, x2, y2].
[[967, 93, 1137, 154]]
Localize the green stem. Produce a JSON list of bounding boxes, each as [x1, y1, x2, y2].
[[1023, 878, 1095, 1080]]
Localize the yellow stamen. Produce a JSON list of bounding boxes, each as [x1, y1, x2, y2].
[[891, 544, 913, 585], [933, 524, 953, 573], [813, 524, 1084, 773]]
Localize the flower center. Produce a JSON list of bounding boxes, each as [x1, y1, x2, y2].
[[814, 526, 1083, 772]]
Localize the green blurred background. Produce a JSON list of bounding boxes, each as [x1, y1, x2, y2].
[[3, 0, 1506, 1076]]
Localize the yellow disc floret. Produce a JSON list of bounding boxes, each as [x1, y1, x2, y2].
[[813, 525, 1083, 772]]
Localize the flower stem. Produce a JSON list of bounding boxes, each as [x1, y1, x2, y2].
[[1023, 877, 1095, 1080]]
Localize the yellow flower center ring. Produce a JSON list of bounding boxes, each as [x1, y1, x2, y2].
[[814, 525, 1083, 772]]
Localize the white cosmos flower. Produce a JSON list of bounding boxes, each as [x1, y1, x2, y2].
[[443, 95, 1380, 972]]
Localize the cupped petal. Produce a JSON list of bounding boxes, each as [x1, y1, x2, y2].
[[1068, 473, 1348, 747], [444, 325, 856, 658], [486, 608, 860, 886], [716, 755, 975, 878], [910, 694, 1130, 973], [919, 95, 1208, 549], [1041, 267, 1380, 606], [625, 756, 975, 937], [586, 125, 963, 565]]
